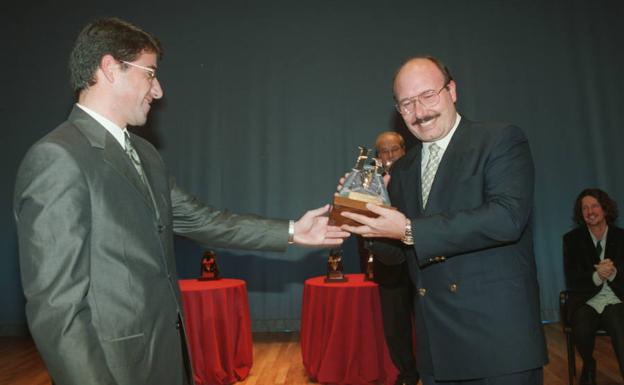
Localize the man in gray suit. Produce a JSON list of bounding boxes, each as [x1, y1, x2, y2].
[[13, 17, 347, 385], [341, 56, 547, 384]]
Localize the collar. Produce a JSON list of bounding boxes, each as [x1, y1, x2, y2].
[[423, 112, 461, 153], [589, 225, 609, 245], [76, 103, 127, 149]]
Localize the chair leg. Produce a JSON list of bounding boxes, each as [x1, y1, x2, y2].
[[566, 332, 576, 385]]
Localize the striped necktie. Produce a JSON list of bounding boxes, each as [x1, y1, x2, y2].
[[125, 132, 147, 183], [596, 239, 603, 260], [124, 132, 160, 220], [422, 143, 442, 208]]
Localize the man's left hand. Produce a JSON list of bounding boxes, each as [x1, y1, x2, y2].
[[340, 203, 406, 240]]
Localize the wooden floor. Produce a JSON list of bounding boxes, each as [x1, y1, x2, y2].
[[1, 323, 622, 385]]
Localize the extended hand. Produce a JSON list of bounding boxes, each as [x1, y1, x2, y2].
[[293, 204, 350, 247], [339, 203, 406, 240]]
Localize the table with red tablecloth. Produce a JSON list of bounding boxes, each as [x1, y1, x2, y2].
[[300, 273, 399, 385], [179, 279, 252, 385]]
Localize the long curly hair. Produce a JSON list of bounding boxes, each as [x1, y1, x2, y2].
[[573, 188, 619, 226]]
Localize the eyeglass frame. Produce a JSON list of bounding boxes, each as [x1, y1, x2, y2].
[[394, 79, 451, 115], [120, 60, 157, 80]]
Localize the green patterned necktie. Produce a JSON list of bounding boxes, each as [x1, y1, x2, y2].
[[125, 132, 160, 220], [422, 143, 441, 208], [125, 132, 147, 183]]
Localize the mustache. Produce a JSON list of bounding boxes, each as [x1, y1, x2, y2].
[[412, 113, 440, 125]]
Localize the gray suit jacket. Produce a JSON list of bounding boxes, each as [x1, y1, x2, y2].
[[370, 118, 548, 380], [14, 106, 288, 385]]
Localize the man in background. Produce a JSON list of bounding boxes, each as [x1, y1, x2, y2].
[[13, 17, 347, 385], [362, 131, 419, 385], [341, 56, 547, 384], [563, 188, 624, 385]]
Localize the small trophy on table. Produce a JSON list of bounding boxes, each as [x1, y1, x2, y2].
[[325, 248, 347, 283], [329, 146, 393, 227], [199, 250, 220, 280]]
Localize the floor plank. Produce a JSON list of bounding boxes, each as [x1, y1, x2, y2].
[[1, 323, 622, 384]]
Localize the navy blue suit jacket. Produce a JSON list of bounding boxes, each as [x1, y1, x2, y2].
[[370, 118, 548, 380]]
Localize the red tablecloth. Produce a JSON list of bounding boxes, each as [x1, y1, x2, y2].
[[179, 279, 252, 385], [300, 274, 399, 385]]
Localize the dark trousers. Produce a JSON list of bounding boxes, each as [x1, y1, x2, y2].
[[571, 302, 624, 377], [378, 281, 418, 383], [421, 367, 543, 385]]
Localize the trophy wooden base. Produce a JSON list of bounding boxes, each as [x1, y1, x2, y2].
[[324, 274, 348, 283], [330, 195, 394, 227], [198, 274, 220, 281]]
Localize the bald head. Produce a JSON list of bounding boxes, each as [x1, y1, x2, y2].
[[375, 131, 405, 168], [393, 56, 458, 143], [393, 56, 453, 95]]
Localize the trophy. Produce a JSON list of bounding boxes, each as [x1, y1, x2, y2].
[[199, 250, 220, 280], [330, 146, 393, 226], [325, 248, 347, 283], [364, 252, 374, 281]]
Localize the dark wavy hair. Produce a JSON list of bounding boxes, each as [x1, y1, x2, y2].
[[69, 17, 162, 93], [573, 188, 619, 226]]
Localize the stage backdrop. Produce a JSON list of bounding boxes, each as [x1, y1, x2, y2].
[[2, 0, 624, 334]]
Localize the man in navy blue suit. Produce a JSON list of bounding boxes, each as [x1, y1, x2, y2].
[[357, 131, 419, 385], [341, 56, 547, 385]]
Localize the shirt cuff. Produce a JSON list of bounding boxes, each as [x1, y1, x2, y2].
[[592, 271, 603, 286]]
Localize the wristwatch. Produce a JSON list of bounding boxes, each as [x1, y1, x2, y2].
[[288, 220, 295, 244], [401, 218, 414, 245]]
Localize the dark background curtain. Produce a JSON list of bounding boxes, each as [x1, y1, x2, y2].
[[2, 0, 623, 334]]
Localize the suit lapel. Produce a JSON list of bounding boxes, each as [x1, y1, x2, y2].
[[103, 134, 157, 213], [423, 119, 471, 214], [580, 228, 601, 264], [605, 228, 616, 261], [69, 107, 158, 217], [397, 144, 423, 217], [130, 134, 162, 220]]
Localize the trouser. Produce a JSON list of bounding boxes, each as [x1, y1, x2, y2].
[[378, 281, 419, 382], [421, 367, 543, 385], [571, 302, 624, 377]]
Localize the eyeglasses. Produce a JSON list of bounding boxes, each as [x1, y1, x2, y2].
[[377, 145, 404, 157], [395, 80, 450, 115], [120, 61, 157, 80]]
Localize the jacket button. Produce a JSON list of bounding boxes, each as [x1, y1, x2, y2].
[[449, 283, 458, 293], [418, 288, 427, 297]]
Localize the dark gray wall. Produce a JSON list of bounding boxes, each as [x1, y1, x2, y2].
[[3, 0, 624, 334]]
